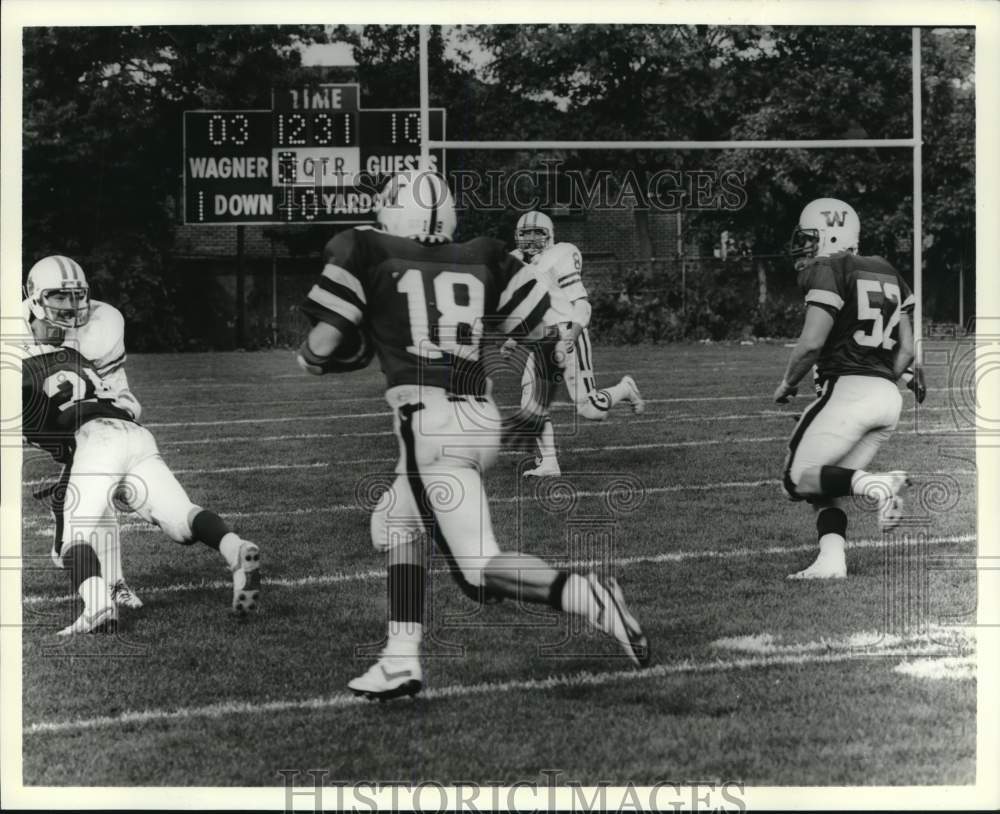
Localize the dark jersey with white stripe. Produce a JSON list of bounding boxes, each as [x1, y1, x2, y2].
[[22, 346, 135, 462], [302, 227, 550, 394], [798, 252, 915, 381]]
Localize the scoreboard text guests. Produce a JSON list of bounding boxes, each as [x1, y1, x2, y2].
[[183, 84, 445, 224]]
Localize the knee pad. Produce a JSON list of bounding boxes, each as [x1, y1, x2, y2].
[[159, 504, 199, 545], [370, 489, 423, 553], [782, 469, 805, 501]]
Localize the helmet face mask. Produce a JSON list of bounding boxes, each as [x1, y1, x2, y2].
[[25, 256, 91, 329], [788, 225, 820, 259], [37, 287, 90, 328], [514, 212, 554, 257], [515, 227, 550, 257], [790, 198, 860, 262]]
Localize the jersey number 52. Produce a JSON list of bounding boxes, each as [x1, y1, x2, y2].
[[397, 269, 485, 360], [853, 279, 902, 350]]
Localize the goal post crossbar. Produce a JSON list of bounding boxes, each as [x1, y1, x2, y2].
[[428, 138, 917, 150], [417, 27, 925, 351]]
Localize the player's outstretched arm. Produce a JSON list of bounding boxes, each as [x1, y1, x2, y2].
[[893, 313, 924, 402], [774, 305, 834, 403]]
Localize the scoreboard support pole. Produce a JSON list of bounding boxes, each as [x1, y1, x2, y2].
[[236, 225, 246, 349], [419, 25, 431, 173]]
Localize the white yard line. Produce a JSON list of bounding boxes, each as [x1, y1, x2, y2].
[[143, 422, 964, 448], [21, 429, 977, 488], [21, 533, 975, 606], [22, 644, 962, 736], [23, 438, 794, 487], [140, 399, 960, 429], [21, 467, 976, 528], [20, 477, 789, 529]]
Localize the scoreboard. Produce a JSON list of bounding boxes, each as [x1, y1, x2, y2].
[[183, 84, 445, 224]]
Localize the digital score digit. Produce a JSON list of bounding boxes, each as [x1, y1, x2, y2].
[[274, 111, 357, 147]]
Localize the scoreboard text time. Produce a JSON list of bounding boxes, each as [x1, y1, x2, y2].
[[183, 84, 445, 224]]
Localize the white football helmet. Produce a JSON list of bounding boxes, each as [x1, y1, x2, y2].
[[375, 171, 455, 243], [25, 255, 91, 328], [515, 211, 554, 257], [790, 198, 860, 259]]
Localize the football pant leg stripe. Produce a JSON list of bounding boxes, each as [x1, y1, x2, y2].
[[398, 404, 489, 604], [783, 377, 838, 499], [51, 463, 73, 559]]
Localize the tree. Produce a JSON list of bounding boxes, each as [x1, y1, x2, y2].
[[22, 25, 325, 348], [464, 25, 974, 321]]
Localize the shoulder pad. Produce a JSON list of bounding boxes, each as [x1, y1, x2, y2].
[[86, 301, 125, 339], [78, 301, 126, 365]]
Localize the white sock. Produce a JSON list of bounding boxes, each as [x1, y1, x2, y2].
[[559, 573, 592, 618], [850, 470, 905, 501], [385, 621, 423, 657], [603, 380, 631, 407], [79, 575, 112, 612], [817, 534, 846, 560], [536, 417, 556, 460], [219, 533, 242, 570], [102, 534, 124, 585]]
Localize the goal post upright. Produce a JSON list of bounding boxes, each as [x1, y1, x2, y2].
[[420, 28, 925, 343], [912, 26, 924, 356]]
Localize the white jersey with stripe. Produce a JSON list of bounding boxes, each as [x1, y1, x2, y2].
[[20, 298, 141, 419], [512, 242, 586, 324]]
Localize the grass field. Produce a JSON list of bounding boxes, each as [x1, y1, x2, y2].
[[19, 341, 977, 787]]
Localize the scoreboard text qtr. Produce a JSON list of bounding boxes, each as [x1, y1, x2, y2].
[[183, 84, 445, 224]]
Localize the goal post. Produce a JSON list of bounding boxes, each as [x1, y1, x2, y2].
[[417, 26, 925, 352]]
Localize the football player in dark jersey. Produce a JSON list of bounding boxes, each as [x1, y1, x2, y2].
[[775, 198, 918, 579], [298, 171, 649, 700], [21, 343, 262, 634]]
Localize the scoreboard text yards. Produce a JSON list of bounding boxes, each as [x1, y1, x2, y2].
[[183, 84, 445, 224]]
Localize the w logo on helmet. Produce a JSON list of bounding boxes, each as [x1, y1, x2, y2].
[[822, 210, 848, 227]]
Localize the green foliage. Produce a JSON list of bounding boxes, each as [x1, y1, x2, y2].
[[22, 25, 974, 347], [22, 25, 325, 345], [589, 260, 804, 343]]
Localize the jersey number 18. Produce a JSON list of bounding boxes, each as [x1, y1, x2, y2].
[[397, 269, 485, 360]]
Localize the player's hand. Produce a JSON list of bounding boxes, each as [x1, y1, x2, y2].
[[501, 409, 547, 453], [904, 365, 927, 404], [774, 379, 798, 404], [561, 323, 583, 357], [499, 338, 518, 358]]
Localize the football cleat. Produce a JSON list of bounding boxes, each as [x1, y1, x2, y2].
[[879, 471, 911, 532], [585, 573, 650, 667], [111, 579, 144, 609], [348, 656, 423, 701], [788, 557, 847, 580], [232, 541, 261, 615], [57, 604, 118, 636], [523, 457, 561, 478], [621, 376, 645, 414]]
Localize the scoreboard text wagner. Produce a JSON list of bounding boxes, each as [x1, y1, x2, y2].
[[183, 84, 445, 224]]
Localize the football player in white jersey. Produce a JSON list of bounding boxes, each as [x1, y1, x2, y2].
[[504, 212, 644, 477], [21, 256, 262, 631], [23, 256, 144, 608]]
